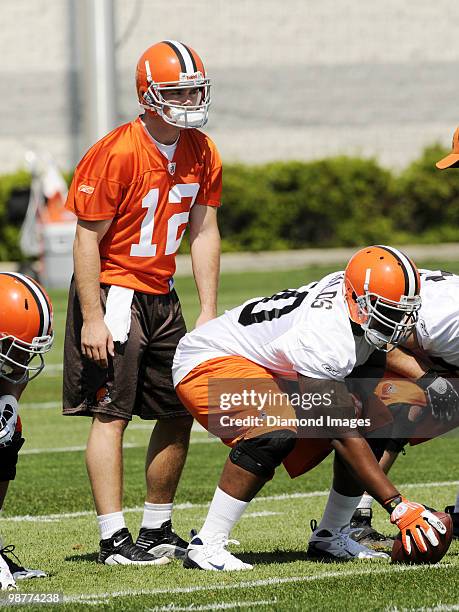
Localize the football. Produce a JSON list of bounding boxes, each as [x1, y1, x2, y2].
[[391, 511, 453, 564]]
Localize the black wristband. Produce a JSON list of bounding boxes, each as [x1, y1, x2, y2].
[[383, 494, 403, 514], [416, 370, 437, 391]]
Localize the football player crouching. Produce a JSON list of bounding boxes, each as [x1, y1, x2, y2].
[[171, 245, 446, 570], [346, 268, 459, 547], [0, 273, 53, 589]]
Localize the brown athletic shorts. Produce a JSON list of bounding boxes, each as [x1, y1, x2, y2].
[[63, 279, 189, 420]]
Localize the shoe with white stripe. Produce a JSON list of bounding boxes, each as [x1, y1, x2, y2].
[[136, 521, 188, 560], [183, 532, 253, 571], [98, 528, 170, 566], [307, 520, 390, 561]]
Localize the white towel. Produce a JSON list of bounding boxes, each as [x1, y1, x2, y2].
[[104, 286, 134, 343]]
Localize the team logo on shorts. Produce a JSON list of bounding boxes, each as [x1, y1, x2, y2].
[[95, 386, 112, 407]]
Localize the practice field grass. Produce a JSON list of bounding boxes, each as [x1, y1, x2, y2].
[[3, 261, 459, 611]]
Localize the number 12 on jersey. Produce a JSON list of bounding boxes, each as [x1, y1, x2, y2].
[[130, 184, 200, 257]]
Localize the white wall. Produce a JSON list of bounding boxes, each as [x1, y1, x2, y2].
[[1, 0, 458, 173]]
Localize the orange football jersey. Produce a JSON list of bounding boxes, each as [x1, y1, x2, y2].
[[66, 117, 222, 293]]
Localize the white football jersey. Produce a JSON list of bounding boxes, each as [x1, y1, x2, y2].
[[416, 269, 459, 368], [173, 272, 375, 385]]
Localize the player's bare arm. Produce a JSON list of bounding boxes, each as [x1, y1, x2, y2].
[[189, 204, 220, 327], [298, 374, 399, 504], [73, 219, 114, 368], [386, 345, 429, 379]]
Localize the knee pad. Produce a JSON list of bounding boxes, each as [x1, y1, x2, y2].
[[0, 432, 25, 481], [229, 430, 296, 479]]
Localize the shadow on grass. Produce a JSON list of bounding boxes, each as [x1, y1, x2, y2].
[[239, 549, 310, 565], [65, 552, 99, 563]]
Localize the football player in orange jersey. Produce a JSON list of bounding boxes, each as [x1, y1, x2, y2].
[[0, 273, 54, 589], [63, 41, 222, 565]]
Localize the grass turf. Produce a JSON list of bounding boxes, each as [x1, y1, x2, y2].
[[2, 260, 459, 610]]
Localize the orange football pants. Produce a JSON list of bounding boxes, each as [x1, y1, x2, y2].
[[176, 356, 333, 478], [374, 371, 459, 445]]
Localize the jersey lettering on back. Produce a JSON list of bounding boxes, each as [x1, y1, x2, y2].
[[172, 272, 374, 385]]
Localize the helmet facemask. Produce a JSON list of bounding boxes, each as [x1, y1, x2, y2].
[[0, 333, 54, 384], [141, 73, 211, 129], [356, 293, 421, 352]]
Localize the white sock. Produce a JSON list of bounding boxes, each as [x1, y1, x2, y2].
[[141, 502, 173, 529], [454, 490, 459, 513], [356, 493, 374, 511], [97, 511, 126, 540], [317, 488, 362, 531], [198, 487, 249, 541]]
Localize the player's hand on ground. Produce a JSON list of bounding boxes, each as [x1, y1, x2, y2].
[[81, 318, 115, 368], [0, 395, 18, 447], [388, 497, 447, 554], [417, 371, 459, 422]]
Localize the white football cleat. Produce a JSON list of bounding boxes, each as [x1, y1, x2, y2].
[[307, 522, 390, 561], [183, 532, 253, 571], [0, 556, 16, 591], [1, 544, 47, 580]]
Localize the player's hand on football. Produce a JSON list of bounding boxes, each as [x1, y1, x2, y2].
[[0, 395, 18, 447], [388, 496, 447, 554], [417, 371, 459, 422], [81, 318, 115, 368]]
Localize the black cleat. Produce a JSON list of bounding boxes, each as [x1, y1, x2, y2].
[[98, 528, 170, 565], [349, 508, 394, 551], [0, 545, 47, 580], [136, 520, 188, 560], [444, 506, 459, 539]]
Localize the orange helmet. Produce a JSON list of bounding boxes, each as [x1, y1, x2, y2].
[[136, 40, 211, 129], [344, 245, 421, 351], [0, 273, 53, 383]]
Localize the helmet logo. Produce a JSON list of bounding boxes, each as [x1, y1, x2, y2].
[[179, 71, 204, 85]]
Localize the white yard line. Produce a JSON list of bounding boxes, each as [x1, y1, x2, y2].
[[2, 481, 457, 523], [146, 600, 278, 612], [389, 606, 459, 612], [242, 511, 282, 519], [19, 402, 207, 433], [20, 436, 218, 456], [42, 363, 63, 376], [64, 564, 453, 604], [21, 401, 61, 410]]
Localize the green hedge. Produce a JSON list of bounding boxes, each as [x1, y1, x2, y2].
[[0, 144, 457, 260]]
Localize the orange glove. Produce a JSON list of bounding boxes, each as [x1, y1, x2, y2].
[[386, 496, 447, 554]]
